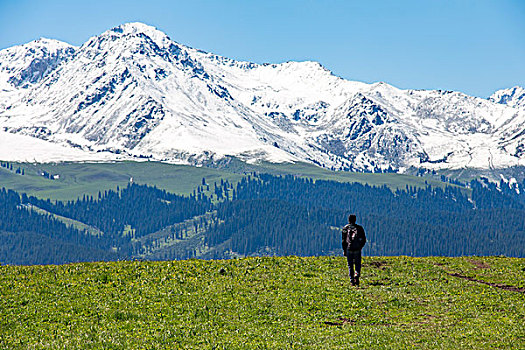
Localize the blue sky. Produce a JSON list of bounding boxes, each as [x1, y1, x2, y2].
[[0, 0, 523, 97]]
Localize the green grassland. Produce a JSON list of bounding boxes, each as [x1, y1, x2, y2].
[[1, 256, 523, 349], [0, 161, 244, 200], [0, 160, 452, 201], [22, 203, 104, 236], [231, 160, 449, 189]]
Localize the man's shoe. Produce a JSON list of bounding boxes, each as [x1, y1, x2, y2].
[[354, 276, 360, 287], [350, 278, 356, 286]]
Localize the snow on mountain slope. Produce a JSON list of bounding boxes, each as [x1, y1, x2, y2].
[[0, 130, 122, 163], [0, 38, 75, 91], [0, 38, 76, 117], [0, 22, 524, 171], [489, 86, 525, 109]]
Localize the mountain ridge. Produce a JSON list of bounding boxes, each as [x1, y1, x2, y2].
[[490, 86, 525, 109], [1, 22, 524, 173]]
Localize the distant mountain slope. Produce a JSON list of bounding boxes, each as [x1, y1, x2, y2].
[[1, 22, 524, 172]]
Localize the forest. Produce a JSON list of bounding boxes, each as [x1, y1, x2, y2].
[[1, 173, 524, 264]]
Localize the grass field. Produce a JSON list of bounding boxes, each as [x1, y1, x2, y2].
[[0, 160, 452, 201], [0, 161, 244, 200], [1, 256, 523, 349]]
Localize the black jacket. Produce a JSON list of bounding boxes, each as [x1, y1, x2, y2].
[[342, 223, 366, 253]]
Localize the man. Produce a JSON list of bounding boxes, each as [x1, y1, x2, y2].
[[342, 214, 366, 286]]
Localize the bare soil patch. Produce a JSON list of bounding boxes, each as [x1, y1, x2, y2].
[[368, 261, 388, 269], [468, 259, 490, 269], [324, 318, 356, 326]]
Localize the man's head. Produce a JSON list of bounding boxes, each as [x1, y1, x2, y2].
[[348, 214, 357, 224]]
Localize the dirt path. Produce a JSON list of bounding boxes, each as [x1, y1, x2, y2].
[[324, 318, 356, 326], [446, 272, 525, 293], [433, 262, 525, 294]]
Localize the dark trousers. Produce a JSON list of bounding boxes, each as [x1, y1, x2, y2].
[[346, 249, 362, 279]]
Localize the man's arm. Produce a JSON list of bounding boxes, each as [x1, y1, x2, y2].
[[359, 226, 367, 249], [342, 226, 348, 254]]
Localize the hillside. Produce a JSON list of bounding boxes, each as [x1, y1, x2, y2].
[[1, 163, 525, 264], [1, 256, 523, 349], [0, 160, 449, 201]]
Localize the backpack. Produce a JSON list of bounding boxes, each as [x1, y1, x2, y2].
[[346, 225, 358, 247]]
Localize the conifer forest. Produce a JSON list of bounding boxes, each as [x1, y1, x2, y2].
[[1, 173, 524, 264]]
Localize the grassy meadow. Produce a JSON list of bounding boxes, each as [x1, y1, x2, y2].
[[1, 256, 523, 349], [0, 160, 451, 201], [0, 161, 244, 201]]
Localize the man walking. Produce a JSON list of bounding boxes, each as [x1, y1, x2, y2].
[[342, 214, 366, 286]]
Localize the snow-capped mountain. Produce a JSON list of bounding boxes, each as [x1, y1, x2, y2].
[[1, 22, 524, 171]]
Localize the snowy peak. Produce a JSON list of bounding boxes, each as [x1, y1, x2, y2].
[[82, 22, 175, 53], [489, 86, 525, 109], [21, 38, 74, 51], [0, 38, 76, 91], [113, 22, 166, 35], [111, 22, 173, 46], [76, 22, 209, 82]]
